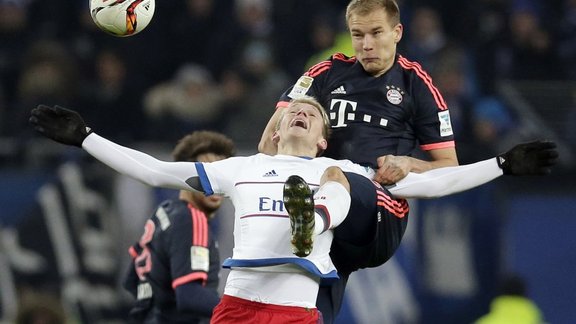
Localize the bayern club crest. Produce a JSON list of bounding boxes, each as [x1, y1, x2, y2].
[[386, 85, 404, 105]]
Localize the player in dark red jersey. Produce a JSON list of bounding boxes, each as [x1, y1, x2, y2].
[[123, 131, 236, 323], [259, 0, 459, 322]]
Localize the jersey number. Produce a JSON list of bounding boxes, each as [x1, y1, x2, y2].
[[135, 220, 155, 280]]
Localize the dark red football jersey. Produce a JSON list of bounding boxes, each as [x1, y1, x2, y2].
[[123, 199, 220, 323], [278, 53, 455, 169]]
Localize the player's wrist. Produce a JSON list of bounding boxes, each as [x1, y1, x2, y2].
[[496, 153, 512, 175]]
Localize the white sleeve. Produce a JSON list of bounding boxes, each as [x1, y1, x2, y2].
[[82, 133, 199, 191], [387, 158, 503, 198]]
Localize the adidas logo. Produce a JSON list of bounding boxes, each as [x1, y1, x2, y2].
[[263, 170, 278, 177], [331, 85, 346, 94]]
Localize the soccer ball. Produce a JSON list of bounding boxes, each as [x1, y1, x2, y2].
[[90, 0, 155, 37]]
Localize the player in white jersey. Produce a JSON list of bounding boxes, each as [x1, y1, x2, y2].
[[30, 97, 557, 323]]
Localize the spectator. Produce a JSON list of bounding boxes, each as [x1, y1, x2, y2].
[[556, 0, 576, 80], [403, 6, 449, 71], [15, 290, 67, 324], [143, 64, 225, 143], [0, 0, 31, 109], [498, 6, 562, 81], [79, 48, 146, 143], [222, 40, 290, 147], [9, 40, 81, 139], [475, 273, 544, 324]]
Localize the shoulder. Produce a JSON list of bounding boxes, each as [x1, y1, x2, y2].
[[205, 155, 257, 168], [395, 55, 433, 78], [155, 199, 192, 225], [304, 53, 357, 78]]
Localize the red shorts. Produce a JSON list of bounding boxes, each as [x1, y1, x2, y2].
[[211, 295, 321, 324]]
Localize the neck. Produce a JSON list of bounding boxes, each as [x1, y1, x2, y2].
[[178, 191, 215, 218], [277, 140, 316, 158]]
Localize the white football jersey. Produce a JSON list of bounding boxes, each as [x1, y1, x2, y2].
[[197, 153, 374, 279]]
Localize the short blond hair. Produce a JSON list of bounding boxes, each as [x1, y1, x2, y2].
[[346, 0, 401, 28]]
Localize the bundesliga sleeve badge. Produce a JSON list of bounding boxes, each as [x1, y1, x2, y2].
[[288, 76, 314, 99]]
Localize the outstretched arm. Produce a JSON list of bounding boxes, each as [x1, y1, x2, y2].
[[83, 133, 199, 190], [388, 141, 558, 199], [388, 158, 501, 198], [375, 147, 459, 185], [30, 105, 201, 192]]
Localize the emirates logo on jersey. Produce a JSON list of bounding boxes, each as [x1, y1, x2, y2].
[[386, 85, 404, 105]]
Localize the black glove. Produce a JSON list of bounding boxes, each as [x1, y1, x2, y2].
[[497, 140, 559, 175], [29, 105, 92, 147]]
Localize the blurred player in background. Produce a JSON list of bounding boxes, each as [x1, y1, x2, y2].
[[123, 131, 236, 323], [258, 0, 460, 321]]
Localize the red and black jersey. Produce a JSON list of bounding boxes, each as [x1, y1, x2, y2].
[[123, 199, 220, 323], [278, 53, 455, 169]]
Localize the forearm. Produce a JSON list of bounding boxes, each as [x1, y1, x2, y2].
[[258, 108, 283, 155], [82, 133, 196, 190], [407, 155, 459, 173], [388, 158, 502, 198]]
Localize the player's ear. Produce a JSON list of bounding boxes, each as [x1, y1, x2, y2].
[[317, 138, 328, 152], [272, 130, 280, 145], [393, 23, 403, 43]]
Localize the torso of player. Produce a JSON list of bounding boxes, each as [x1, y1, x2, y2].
[[201, 154, 373, 279], [142, 200, 219, 296], [286, 54, 453, 169], [127, 200, 219, 321]]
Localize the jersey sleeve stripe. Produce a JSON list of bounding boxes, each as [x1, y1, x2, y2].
[[397, 56, 448, 111], [305, 61, 332, 77], [332, 53, 356, 63], [420, 141, 455, 151], [376, 191, 409, 218], [189, 206, 209, 247], [194, 162, 214, 195], [194, 208, 204, 246], [172, 272, 208, 288]]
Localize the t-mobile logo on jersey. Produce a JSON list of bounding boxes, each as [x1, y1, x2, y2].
[[329, 99, 357, 128], [329, 99, 389, 128]]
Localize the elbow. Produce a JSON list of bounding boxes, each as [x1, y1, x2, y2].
[[138, 173, 168, 188]]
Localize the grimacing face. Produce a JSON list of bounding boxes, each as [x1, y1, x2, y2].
[[348, 7, 402, 77], [280, 102, 327, 140]]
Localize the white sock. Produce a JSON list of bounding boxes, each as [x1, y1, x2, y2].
[[313, 181, 351, 235]]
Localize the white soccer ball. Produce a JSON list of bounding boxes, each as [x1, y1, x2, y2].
[[90, 0, 155, 37]]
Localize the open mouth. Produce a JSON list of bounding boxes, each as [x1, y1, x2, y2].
[[290, 118, 308, 130]]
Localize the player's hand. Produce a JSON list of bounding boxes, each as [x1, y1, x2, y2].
[[497, 140, 558, 175], [29, 105, 92, 147], [375, 155, 411, 185]]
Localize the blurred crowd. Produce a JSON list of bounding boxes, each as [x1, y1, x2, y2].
[[1, 1, 575, 323], [1, 0, 575, 161]]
